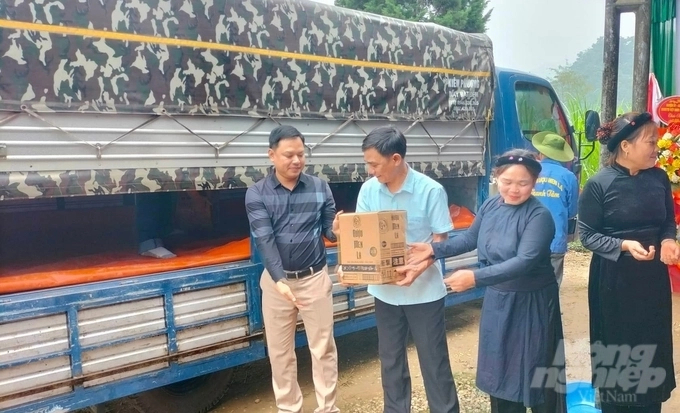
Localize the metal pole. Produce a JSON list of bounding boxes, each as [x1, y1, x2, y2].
[[632, 0, 652, 112], [600, 0, 621, 168]]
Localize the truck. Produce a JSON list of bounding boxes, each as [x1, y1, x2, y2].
[[0, 1, 579, 412]]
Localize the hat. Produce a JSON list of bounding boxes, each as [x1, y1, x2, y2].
[[531, 131, 574, 162]]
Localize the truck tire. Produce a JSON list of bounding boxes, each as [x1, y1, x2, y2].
[[134, 368, 235, 413]]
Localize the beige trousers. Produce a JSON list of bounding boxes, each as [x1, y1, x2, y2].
[[260, 267, 339, 413]]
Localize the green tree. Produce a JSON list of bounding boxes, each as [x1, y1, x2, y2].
[[547, 36, 635, 111], [334, 0, 492, 33], [550, 65, 591, 105]]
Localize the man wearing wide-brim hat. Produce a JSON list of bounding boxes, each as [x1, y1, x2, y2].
[[531, 131, 579, 287]]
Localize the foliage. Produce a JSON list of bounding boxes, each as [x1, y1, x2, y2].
[[568, 240, 590, 253], [563, 98, 600, 187], [334, 0, 492, 33], [551, 68, 591, 104], [561, 96, 632, 187]]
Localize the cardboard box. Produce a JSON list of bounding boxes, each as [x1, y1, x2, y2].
[[338, 211, 407, 284]]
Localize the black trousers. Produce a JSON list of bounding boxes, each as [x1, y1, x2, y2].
[[374, 297, 459, 413], [600, 403, 662, 413], [489, 396, 549, 413]]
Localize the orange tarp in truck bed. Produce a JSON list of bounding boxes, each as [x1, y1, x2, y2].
[[1, 203, 475, 295], [450, 204, 475, 229], [0, 238, 337, 295]]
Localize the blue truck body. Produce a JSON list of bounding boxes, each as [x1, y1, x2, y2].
[[0, 1, 578, 411], [0, 66, 577, 413]]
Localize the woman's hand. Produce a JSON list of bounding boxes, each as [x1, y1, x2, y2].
[[622, 240, 656, 261], [660, 239, 680, 265], [444, 269, 476, 293], [395, 260, 431, 287], [407, 242, 434, 266]]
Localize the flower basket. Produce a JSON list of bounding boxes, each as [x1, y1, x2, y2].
[[657, 121, 680, 292]]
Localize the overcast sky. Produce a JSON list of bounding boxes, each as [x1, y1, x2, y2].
[[308, 0, 636, 78]]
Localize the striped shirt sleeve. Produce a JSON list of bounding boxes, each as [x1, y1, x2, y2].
[[245, 185, 285, 282], [321, 180, 337, 242]]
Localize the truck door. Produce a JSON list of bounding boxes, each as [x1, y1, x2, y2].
[[514, 81, 580, 179]]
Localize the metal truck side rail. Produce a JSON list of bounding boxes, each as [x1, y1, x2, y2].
[[0, 243, 481, 413]]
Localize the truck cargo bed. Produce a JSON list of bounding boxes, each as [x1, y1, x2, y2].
[[0, 177, 479, 294]]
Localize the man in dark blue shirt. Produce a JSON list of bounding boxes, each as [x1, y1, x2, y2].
[[532, 131, 579, 286], [245, 125, 339, 413]]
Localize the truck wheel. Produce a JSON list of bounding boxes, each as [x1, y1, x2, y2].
[[134, 368, 235, 413]]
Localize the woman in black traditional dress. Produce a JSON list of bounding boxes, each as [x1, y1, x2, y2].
[[406, 149, 567, 413], [579, 111, 679, 413]]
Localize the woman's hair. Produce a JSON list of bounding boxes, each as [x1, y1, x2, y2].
[[492, 149, 541, 181], [597, 112, 657, 166]]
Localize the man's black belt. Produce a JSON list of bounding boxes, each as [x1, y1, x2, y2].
[[283, 262, 326, 280]]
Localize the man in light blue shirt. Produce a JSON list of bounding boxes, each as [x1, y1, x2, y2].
[[531, 131, 579, 286], [334, 127, 460, 413]]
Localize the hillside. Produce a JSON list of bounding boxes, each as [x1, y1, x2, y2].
[[549, 36, 635, 110]]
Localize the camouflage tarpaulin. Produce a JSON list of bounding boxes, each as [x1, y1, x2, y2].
[[0, 0, 494, 121], [0, 161, 484, 199]]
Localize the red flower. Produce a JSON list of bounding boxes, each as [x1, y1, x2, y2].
[[673, 191, 680, 224], [668, 121, 680, 136]]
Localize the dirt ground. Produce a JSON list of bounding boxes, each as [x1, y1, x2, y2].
[[97, 250, 680, 412]]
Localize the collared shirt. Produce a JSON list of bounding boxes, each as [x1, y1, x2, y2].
[[531, 158, 579, 254], [356, 167, 453, 306], [245, 172, 336, 282]]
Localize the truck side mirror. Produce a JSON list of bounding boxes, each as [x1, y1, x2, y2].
[[585, 110, 601, 142]]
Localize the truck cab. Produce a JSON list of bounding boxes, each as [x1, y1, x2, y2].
[[491, 67, 579, 173]]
